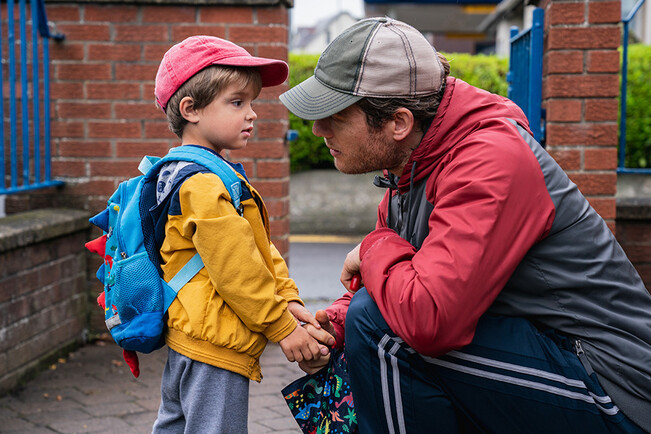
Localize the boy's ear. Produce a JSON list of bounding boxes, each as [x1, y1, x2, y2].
[[179, 96, 200, 123]]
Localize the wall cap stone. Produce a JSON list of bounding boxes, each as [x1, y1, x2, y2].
[[616, 197, 651, 220], [0, 209, 90, 252]]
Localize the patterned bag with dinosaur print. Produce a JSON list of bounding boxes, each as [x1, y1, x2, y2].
[[282, 348, 358, 434]]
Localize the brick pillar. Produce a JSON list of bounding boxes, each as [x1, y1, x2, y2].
[[540, 0, 621, 232], [12, 1, 291, 255]]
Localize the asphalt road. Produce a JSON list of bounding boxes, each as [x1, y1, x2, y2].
[[288, 237, 360, 312]]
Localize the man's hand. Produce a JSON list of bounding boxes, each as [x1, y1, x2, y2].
[[305, 310, 336, 346], [298, 352, 330, 375], [278, 325, 328, 363], [340, 243, 362, 292], [298, 310, 337, 374]]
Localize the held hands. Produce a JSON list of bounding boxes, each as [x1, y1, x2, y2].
[[295, 242, 363, 374], [306, 310, 336, 346], [298, 310, 336, 374], [279, 302, 332, 363], [278, 325, 328, 363]]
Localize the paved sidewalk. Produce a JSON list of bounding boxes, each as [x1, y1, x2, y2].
[[0, 338, 307, 433], [0, 240, 358, 433]]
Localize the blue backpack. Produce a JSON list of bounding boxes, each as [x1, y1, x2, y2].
[[86, 146, 243, 353]]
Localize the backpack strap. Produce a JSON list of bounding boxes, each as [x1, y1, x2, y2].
[[138, 155, 160, 175], [151, 146, 243, 212], [161, 252, 204, 312], [138, 146, 246, 309]]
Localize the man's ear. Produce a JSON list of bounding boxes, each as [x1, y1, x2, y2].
[[391, 108, 416, 141], [179, 96, 200, 123]]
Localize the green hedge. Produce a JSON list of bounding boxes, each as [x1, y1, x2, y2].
[[621, 44, 650, 169], [442, 52, 509, 97], [287, 53, 332, 172], [288, 48, 649, 171]]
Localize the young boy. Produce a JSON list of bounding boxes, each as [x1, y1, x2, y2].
[[151, 35, 327, 433]]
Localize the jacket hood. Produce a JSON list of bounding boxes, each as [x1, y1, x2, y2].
[[397, 77, 532, 190]]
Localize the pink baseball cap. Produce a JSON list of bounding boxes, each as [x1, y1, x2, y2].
[[155, 35, 289, 112]]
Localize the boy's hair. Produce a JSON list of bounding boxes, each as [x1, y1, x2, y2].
[[164, 65, 262, 138], [356, 53, 451, 133]]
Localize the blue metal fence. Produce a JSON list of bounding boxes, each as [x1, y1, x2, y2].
[[507, 8, 544, 145], [618, 0, 649, 174], [0, 0, 64, 195]]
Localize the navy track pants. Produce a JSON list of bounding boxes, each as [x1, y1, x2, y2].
[[344, 289, 645, 434]]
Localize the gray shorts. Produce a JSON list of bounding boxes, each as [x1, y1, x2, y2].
[[152, 347, 249, 433]]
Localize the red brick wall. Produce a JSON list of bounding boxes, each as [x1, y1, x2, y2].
[[8, 2, 292, 254], [617, 200, 651, 291], [540, 0, 621, 232], [0, 210, 89, 395]]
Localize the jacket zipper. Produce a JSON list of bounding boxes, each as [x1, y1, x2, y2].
[[574, 339, 594, 376]]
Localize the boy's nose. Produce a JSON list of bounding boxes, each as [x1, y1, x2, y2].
[[248, 107, 257, 121]]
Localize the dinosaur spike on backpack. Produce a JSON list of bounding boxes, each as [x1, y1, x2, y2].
[[89, 208, 110, 232], [85, 235, 107, 257], [122, 349, 140, 378], [95, 264, 106, 284]]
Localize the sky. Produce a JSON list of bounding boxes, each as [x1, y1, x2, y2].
[[290, 0, 365, 30]]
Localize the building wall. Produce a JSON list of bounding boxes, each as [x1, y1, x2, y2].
[[0, 0, 292, 393], [540, 0, 622, 233], [0, 210, 90, 395], [293, 13, 358, 54], [537, 0, 649, 290], [5, 1, 292, 255], [631, 0, 649, 44], [617, 199, 651, 291]]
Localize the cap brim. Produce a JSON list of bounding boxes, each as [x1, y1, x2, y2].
[[280, 76, 362, 120], [215, 56, 288, 87]]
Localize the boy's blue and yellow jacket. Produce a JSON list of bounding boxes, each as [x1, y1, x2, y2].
[[155, 145, 301, 382]]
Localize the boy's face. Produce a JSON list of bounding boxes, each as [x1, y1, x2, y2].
[[183, 80, 259, 153]]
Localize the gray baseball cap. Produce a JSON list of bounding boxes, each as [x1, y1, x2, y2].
[[280, 17, 445, 120]]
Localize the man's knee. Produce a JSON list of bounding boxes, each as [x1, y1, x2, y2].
[[345, 288, 390, 347], [348, 287, 375, 314]]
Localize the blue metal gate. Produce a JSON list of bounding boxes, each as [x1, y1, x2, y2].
[[618, 0, 649, 173], [0, 0, 64, 195], [507, 8, 544, 145]]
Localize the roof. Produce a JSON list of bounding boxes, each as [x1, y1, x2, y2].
[[479, 0, 531, 31], [291, 11, 358, 51]]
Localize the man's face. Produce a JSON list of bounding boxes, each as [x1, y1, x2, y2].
[[312, 104, 408, 175]]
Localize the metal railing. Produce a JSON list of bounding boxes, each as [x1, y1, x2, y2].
[[0, 0, 64, 195], [618, 0, 649, 174], [507, 8, 544, 145]]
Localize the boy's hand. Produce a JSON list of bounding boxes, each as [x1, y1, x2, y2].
[[297, 310, 337, 374], [289, 302, 335, 347], [287, 301, 320, 329], [279, 325, 328, 363]]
